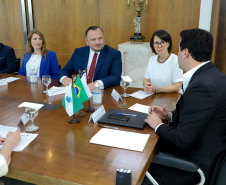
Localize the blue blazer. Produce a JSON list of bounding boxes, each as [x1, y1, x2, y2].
[[58, 45, 122, 89], [0, 43, 16, 74], [19, 50, 60, 79]]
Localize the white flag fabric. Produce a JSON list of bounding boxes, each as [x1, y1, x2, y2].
[[81, 73, 92, 98], [62, 82, 83, 117]]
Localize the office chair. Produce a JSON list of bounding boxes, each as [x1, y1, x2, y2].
[[145, 151, 226, 185], [59, 64, 62, 70], [12, 57, 21, 75]]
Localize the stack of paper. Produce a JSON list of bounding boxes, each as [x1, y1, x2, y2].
[[90, 128, 150, 152], [47, 86, 66, 96]]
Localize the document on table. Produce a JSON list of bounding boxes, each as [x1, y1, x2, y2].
[[90, 128, 150, 152], [0, 125, 38, 152], [130, 90, 153, 99], [18, 102, 44, 110], [128, 103, 150, 114]]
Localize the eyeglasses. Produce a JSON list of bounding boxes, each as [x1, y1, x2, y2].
[[153, 41, 167, 48]]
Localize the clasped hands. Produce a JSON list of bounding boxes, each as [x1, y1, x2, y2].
[[145, 104, 170, 129], [144, 82, 156, 94], [62, 77, 96, 92]]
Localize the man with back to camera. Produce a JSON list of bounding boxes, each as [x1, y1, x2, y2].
[[58, 26, 122, 91], [0, 43, 16, 74], [143, 28, 226, 185]]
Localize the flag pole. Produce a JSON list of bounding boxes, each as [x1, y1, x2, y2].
[[84, 68, 95, 112], [68, 74, 80, 124]]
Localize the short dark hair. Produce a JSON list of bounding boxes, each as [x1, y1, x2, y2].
[[180, 28, 213, 62], [85, 26, 104, 37], [150, 29, 172, 54]]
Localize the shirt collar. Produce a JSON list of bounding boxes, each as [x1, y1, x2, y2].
[[183, 61, 210, 91], [89, 49, 100, 56]]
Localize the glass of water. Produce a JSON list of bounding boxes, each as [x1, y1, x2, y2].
[[25, 107, 39, 132], [42, 74, 51, 94], [120, 80, 130, 97]]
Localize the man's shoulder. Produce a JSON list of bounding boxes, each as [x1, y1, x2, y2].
[[102, 45, 121, 55], [0, 43, 14, 53]]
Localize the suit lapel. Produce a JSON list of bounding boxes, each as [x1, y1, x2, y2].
[[39, 55, 45, 77], [93, 45, 107, 79]]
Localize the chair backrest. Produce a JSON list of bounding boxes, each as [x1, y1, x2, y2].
[[16, 57, 21, 72]]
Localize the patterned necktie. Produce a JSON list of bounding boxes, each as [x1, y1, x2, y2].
[[87, 53, 97, 83]]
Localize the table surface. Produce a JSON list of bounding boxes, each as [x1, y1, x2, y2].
[[0, 73, 180, 185]]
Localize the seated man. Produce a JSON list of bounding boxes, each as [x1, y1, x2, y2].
[[144, 28, 226, 185], [0, 43, 16, 74], [58, 26, 122, 91]]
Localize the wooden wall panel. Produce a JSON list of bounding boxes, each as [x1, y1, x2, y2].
[[0, 0, 26, 60], [0, 0, 201, 68]]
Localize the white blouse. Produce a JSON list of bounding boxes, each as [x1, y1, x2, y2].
[[0, 154, 8, 177], [144, 54, 184, 87], [26, 54, 42, 77]]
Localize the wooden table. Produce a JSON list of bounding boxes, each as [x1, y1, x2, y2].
[[0, 73, 180, 185]]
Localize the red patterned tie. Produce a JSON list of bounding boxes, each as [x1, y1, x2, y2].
[[88, 52, 97, 83]]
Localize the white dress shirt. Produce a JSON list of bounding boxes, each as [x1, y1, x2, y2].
[[0, 154, 8, 177]]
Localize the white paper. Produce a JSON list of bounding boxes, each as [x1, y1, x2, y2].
[[128, 103, 150, 114], [4, 77, 20, 83], [111, 89, 122, 102], [90, 128, 150, 152], [0, 125, 38, 152], [88, 105, 106, 123], [0, 79, 7, 86], [18, 102, 44, 110], [130, 90, 153, 99], [47, 86, 66, 96], [121, 76, 132, 83], [81, 73, 92, 98]]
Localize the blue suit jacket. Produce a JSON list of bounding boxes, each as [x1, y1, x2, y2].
[[58, 45, 122, 88], [0, 43, 16, 74], [19, 50, 60, 79]]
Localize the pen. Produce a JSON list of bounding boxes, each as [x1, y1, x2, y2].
[[98, 125, 120, 130], [117, 113, 137, 117]]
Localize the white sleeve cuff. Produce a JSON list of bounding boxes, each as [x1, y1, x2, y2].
[[0, 154, 8, 177], [96, 80, 104, 89], [155, 123, 164, 132], [59, 76, 67, 84]]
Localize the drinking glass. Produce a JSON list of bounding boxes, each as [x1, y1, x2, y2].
[[25, 108, 39, 132], [120, 80, 130, 97], [42, 75, 51, 94]]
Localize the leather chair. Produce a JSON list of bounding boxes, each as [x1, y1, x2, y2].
[[12, 57, 21, 75], [146, 151, 226, 185]]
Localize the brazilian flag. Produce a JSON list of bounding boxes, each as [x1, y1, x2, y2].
[[73, 76, 89, 103]]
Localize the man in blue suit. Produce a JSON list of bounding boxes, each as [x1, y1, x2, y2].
[[0, 43, 16, 74], [58, 26, 122, 91]]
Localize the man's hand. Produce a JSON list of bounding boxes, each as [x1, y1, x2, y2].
[[88, 82, 96, 92], [144, 82, 156, 94], [145, 112, 162, 129], [148, 104, 170, 121], [62, 77, 72, 86]]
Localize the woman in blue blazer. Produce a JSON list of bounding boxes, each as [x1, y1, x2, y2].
[[19, 29, 60, 79]]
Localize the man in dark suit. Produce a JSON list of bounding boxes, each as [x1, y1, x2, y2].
[[58, 26, 122, 91], [144, 28, 226, 185], [0, 43, 16, 74]]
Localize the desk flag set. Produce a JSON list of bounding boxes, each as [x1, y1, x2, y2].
[[62, 76, 89, 117]]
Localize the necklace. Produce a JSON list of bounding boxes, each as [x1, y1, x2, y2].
[[158, 54, 171, 63]]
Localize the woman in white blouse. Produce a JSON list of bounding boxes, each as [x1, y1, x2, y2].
[[143, 30, 183, 94], [0, 131, 21, 177]]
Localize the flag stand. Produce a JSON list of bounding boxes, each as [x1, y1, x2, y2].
[[68, 114, 80, 124]]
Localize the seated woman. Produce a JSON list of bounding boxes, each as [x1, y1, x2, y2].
[[19, 29, 60, 79], [0, 131, 21, 177], [143, 30, 183, 94]]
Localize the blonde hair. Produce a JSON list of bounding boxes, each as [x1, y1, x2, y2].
[[27, 29, 48, 58]]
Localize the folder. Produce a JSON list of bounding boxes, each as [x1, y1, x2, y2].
[[98, 109, 147, 129]]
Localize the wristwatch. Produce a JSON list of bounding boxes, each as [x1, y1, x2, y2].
[[155, 87, 158, 94]]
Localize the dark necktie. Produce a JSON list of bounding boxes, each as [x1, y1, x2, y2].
[[87, 53, 97, 83]]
